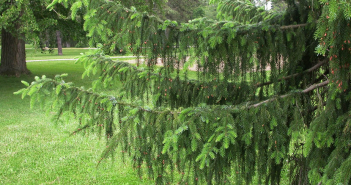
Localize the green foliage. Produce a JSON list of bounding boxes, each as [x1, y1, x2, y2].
[[0, 0, 87, 57], [15, 0, 351, 184], [164, 0, 204, 22], [213, 0, 275, 23]]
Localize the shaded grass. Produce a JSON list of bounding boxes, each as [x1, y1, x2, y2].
[[0, 61, 152, 184]]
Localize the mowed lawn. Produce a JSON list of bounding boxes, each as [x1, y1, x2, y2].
[[0, 46, 132, 61], [26, 48, 94, 60], [0, 60, 152, 184]]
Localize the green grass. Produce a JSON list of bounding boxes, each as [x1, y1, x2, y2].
[[0, 46, 134, 61], [26, 48, 95, 60], [0, 61, 153, 184], [25, 48, 135, 61], [0, 47, 93, 61]]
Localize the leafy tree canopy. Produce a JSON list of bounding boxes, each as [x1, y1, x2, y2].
[[0, 0, 86, 49], [0, 0, 88, 76], [17, 0, 351, 184], [1, 0, 59, 43]]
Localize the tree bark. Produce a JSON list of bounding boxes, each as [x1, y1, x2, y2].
[[0, 28, 30, 76], [56, 30, 63, 55]]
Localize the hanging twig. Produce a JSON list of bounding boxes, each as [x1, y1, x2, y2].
[[280, 23, 309, 30], [256, 58, 328, 87], [250, 80, 329, 108]]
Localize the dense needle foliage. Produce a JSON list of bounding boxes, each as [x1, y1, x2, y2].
[[16, 0, 351, 184]]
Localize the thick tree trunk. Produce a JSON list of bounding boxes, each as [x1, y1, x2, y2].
[[56, 30, 63, 55], [0, 28, 30, 76]]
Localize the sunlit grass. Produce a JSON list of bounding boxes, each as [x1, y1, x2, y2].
[[26, 48, 132, 61], [0, 46, 134, 61]]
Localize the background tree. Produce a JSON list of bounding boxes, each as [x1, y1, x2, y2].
[[33, 2, 87, 53], [163, 0, 204, 22], [17, 0, 351, 184], [0, 0, 36, 76], [0, 0, 87, 76]]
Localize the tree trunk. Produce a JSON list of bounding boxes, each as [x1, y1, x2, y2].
[[0, 28, 30, 76], [45, 30, 50, 47], [56, 30, 63, 55], [65, 42, 71, 48]]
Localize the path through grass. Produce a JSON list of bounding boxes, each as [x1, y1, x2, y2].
[[0, 61, 152, 184]]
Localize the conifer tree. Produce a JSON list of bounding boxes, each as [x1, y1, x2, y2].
[[16, 0, 351, 184]]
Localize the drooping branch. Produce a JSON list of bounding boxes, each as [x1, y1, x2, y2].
[[302, 80, 329, 93], [81, 55, 330, 113], [57, 82, 166, 115], [250, 80, 329, 108], [256, 59, 328, 87], [25, 75, 327, 118], [94, 2, 312, 40], [280, 23, 309, 30]]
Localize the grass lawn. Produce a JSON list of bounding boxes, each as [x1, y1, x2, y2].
[[26, 48, 97, 60], [0, 61, 152, 184], [0, 46, 134, 61]]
